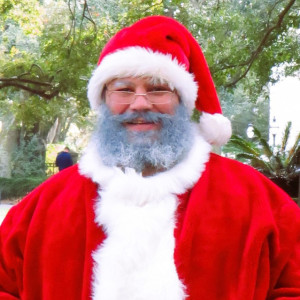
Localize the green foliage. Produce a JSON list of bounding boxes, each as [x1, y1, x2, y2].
[[0, 0, 43, 35], [223, 122, 300, 182], [188, 0, 300, 88], [180, 0, 299, 137], [191, 109, 201, 123], [0, 176, 45, 199], [11, 135, 46, 177]]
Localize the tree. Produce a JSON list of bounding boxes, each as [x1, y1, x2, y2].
[[1, 0, 299, 104]]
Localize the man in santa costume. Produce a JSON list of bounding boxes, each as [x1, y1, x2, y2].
[[0, 15, 299, 300]]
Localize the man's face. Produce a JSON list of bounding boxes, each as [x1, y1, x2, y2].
[[105, 77, 180, 132], [94, 76, 194, 173]]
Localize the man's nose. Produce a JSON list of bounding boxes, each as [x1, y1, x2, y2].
[[129, 93, 153, 111]]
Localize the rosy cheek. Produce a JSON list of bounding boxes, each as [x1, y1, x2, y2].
[[107, 102, 129, 114], [155, 103, 178, 115]]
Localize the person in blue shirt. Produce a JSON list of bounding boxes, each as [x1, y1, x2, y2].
[[55, 146, 73, 171]]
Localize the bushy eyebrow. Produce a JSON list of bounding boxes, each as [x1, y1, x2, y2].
[[107, 80, 135, 89]]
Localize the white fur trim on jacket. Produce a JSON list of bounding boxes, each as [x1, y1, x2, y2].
[[79, 133, 211, 300], [87, 47, 198, 113]]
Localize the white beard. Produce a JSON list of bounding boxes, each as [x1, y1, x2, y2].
[[92, 103, 195, 173]]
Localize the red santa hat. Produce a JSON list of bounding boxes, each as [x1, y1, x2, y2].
[[88, 15, 231, 146]]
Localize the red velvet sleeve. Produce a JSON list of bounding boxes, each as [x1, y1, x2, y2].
[[0, 177, 44, 299], [0, 166, 100, 299], [268, 201, 300, 299], [0, 202, 28, 299]]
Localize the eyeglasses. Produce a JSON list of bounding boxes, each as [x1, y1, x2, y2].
[[105, 89, 176, 105]]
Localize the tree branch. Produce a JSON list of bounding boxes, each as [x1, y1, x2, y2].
[[0, 77, 53, 87], [224, 0, 296, 87], [65, 0, 77, 56], [0, 81, 59, 99], [0, 65, 60, 100], [267, 0, 284, 28], [79, 0, 97, 37]]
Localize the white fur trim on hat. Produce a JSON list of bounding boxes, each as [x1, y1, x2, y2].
[[198, 113, 232, 146], [88, 47, 198, 112]]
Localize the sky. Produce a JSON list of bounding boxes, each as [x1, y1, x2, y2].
[[269, 76, 300, 149]]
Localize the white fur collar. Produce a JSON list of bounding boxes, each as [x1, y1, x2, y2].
[[78, 133, 211, 300], [79, 133, 211, 198]]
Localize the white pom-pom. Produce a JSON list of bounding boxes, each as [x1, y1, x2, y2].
[[198, 113, 232, 146]]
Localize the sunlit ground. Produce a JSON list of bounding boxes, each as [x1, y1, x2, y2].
[[0, 205, 12, 224]]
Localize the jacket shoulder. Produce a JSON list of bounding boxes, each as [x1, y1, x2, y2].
[[208, 153, 276, 185], [202, 153, 297, 208], [2, 165, 98, 225]]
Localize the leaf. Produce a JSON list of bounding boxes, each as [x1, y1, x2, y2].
[[228, 135, 260, 156], [253, 126, 273, 158], [280, 121, 292, 153], [224, 123, 300, 182]]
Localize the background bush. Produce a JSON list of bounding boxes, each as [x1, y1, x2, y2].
[[11, 135, 46, 177], [0, 135, 47, 200], [0, 176, 45, 199]]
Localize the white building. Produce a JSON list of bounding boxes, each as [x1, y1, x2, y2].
[[269, 76, 300, 149]]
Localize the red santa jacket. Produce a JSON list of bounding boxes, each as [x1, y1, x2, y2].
[[0, 153, 300, 299]]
